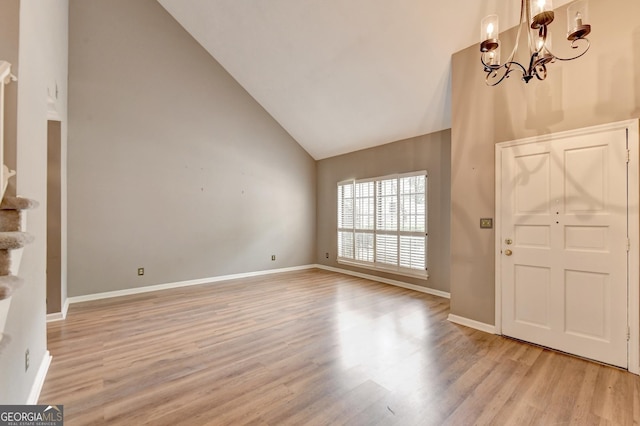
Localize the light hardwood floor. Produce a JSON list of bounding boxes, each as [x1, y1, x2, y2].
[[40, 269, 640, 425]]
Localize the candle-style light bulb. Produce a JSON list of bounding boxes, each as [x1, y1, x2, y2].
[[530, 0, 553, 28], [486, 46, 500, 66], [480, 15, 499, 52], [486, 23, 494, 39], [532, 0, 547, 15], [567, 1, 590, 41]]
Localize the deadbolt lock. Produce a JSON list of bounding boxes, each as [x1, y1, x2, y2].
[[505, 238, 513, 245], [505, 249, 513, 256]]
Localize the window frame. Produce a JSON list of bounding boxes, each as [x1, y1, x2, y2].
[[337, 171, 428, 279]]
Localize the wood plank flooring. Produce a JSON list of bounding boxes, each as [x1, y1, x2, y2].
[[39, 269, 640, 425]]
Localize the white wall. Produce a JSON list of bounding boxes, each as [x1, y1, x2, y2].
[[0, 1, 18, 190], [0, 0, 68, 403]]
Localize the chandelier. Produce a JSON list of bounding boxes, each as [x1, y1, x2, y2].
[[480, 0, 591, 85]]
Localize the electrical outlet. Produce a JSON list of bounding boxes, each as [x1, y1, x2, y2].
[[25, 349, 29, 372], [137, 267, 144, 276], [325, 252, 329, 259], [271, 255, 276, 261]]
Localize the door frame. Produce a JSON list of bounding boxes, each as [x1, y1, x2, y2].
[[494, 119, 639, 375]]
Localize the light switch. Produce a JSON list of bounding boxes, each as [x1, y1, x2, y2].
[[480, 218, 493, 229]]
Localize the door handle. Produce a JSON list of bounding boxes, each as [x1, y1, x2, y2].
[[504, 249, 513, 256]]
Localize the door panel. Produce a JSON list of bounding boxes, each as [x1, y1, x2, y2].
[[564, 270, 608, 340], [514, 152, 551, 214], [500, 128, 628, 368], [515, 225, 550, 248], [514, 265, 550, 328], [564, 145, 607, 213], [564, 226, 608, 252]]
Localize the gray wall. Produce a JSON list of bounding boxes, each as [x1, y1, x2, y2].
[[68, 0, 316, 297], [316, 130, 451, 293], [450, 0, 640, 325]]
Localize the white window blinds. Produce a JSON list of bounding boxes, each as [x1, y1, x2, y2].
[[337, 172, 427, 277], [337, 183, 354, 259]]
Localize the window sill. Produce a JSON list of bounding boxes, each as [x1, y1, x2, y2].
[[337, 259, 428, 280]]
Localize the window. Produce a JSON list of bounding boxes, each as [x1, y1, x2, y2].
[[337, 172, 427, 278]]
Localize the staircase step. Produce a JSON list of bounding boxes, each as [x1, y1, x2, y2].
[[0, 232, 34, 250], [0, 196, 39, 211], [0, 251, 10, 276], [0, 275, 22, 300], [0, 210, 21, 232]]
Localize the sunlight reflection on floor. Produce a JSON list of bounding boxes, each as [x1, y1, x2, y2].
[[335, 287, 438, 397]]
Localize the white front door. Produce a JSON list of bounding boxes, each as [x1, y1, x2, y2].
[[498, 125, 629, 368]]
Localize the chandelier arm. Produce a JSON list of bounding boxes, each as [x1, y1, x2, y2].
[[524, 0, 538, 54], [550, 38, 592, 61], [506, 0, 528, 65], [534, 62, 547, 80], [537, 26, 547, 55], [482, 61, 528, 86], [527, 51, 539, 78], [485, 67, 513, 86], [528, 26, 552, 77]]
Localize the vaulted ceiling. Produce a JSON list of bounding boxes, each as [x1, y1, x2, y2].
[[158, 0, 573, 159]]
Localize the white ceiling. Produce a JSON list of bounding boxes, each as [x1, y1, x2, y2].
[[157, 0, 573, 159]]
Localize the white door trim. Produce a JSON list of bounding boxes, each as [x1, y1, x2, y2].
[[495, 119, 639, 375]]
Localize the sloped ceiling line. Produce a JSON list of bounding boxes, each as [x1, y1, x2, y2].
[[157, 0, 574, 160]]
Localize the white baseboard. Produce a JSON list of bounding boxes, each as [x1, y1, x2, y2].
[[67, 265, 317, 305], [448, 314, 496, 334], [46, 298, 69, 323], [66, 263, 449, 312], [315, 264, 450, 299], [62, 298, 69, 319], [26, 350, 51, 404], [46, 312, 64, 322]]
